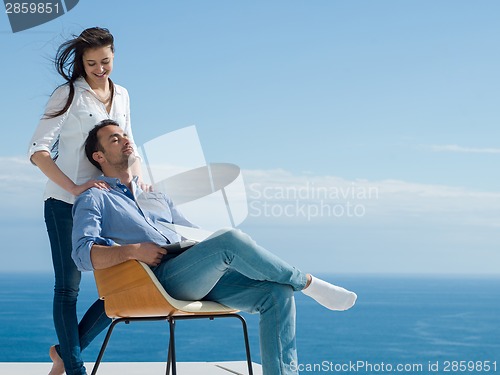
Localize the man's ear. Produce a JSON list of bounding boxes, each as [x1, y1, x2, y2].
[[92, 151, 105, 166]]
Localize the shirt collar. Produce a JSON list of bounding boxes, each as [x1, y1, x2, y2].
[[97, 175, 140, 191], [74, 77, 121, 97]]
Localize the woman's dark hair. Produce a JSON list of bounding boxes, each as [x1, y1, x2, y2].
[[45, 27, 115, 118], [85, 119, 120, 171]]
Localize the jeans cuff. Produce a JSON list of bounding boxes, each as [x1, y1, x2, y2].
[[55, 344, 61, 358]]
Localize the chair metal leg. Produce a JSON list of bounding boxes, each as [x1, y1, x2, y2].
[[166, 320, 171, 375], [233, 314, 254, 375], [91, 318, 127, 375], [166, 317, 177, 375]]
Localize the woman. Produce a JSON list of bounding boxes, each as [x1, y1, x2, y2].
[[28, 27, 144, 375]]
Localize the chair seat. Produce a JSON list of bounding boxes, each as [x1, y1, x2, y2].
[[138, 262, 236, 314], [94, 260, 236, 318]]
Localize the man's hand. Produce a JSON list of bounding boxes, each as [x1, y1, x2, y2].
[[133, 242, 167, 267], [138, 179, 153, 192]]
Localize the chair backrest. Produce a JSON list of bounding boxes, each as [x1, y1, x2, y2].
[[94, 260, 237, 318], [94, 260, 178, 318]]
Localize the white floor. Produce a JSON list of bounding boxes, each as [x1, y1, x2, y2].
[[0, 361, 262, 375]]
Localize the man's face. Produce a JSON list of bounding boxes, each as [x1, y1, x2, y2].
[[94, 125, 135, 169]]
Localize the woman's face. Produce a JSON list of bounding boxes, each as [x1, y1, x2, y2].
[[82, 45, 114, 88]]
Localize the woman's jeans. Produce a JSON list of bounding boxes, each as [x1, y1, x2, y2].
[[154, 228, 308, 375], [44, 198, 111, 375]]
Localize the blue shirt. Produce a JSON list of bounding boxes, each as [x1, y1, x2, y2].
[[71, 176, 196, 271]]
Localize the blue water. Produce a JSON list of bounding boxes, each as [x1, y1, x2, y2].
[[0, 273, 499, 374]]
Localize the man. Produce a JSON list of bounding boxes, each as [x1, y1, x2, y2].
[[72, 119, 357, 375]]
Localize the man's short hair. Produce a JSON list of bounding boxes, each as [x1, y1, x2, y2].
[[85, 119, 120, 171]]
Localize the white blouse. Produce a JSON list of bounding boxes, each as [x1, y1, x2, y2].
[[28, 77, 138, 204]]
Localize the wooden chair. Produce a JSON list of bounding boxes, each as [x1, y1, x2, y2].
[[91, 259, 253, 375]]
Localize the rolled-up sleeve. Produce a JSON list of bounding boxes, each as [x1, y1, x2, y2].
[[72, 192, 116, 271], [28, 85, 70, 162]]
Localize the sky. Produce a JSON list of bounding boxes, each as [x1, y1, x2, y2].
[[0, 0, 499, 275]]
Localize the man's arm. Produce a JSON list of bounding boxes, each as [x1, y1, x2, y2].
[[72, 191, 167, 271], [90, 242, 166, 270]]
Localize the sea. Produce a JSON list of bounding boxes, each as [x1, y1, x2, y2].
[[0, 273, 498, 374]]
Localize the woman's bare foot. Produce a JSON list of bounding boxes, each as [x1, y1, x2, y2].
[[49, 345, 65, 375]]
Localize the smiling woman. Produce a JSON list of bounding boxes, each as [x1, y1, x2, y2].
[[82, 45, 115, 112], [45, 27, 116, 119], [27, 27, 146, 375]]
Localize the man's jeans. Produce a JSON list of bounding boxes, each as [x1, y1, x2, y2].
[[44, 198, 111, 375], [154, 228, 308, 375]]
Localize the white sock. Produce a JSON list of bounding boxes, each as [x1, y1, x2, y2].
[[302, 275, 357, 311]]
